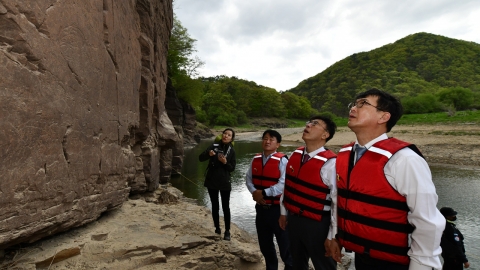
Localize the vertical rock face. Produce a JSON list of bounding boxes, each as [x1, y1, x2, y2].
[[0, 0, 176, 249]]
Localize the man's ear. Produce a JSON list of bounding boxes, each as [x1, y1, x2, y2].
[[378, 112, 391, 124]]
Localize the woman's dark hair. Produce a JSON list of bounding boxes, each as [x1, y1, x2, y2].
[[223, 128, 235, 142], [262, 129, 282, 143], [355, 88, 403, 132], [309, 115, 336, 142]]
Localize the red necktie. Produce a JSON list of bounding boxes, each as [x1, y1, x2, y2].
[[302, 154, 310, 164]]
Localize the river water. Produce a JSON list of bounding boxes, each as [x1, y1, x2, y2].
[[171, 140, 480, 269]]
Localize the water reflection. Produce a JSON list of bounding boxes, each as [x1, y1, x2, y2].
[[171, 140, 480, 268], [434, 166, 480, 268]]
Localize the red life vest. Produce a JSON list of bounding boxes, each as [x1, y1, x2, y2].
[[283, 146, 336, 221], [336, 138, 420, 265], [252, 152, 287, 205]]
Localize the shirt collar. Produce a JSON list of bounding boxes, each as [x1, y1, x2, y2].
[[304, 146, 325, 158], [355, 133, 388, 149], [263, 151, 277, 159]]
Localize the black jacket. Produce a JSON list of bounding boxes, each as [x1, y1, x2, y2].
[[199, 142, 236, 191], [440, 220, 468, 263]]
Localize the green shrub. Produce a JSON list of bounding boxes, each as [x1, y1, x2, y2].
[[402, 93, 443, 114]]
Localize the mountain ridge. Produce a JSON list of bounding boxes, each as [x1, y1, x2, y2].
[[288, 32, 480, 116]]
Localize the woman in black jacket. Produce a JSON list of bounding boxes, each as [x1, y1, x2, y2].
[[199, 128, 236, 240]]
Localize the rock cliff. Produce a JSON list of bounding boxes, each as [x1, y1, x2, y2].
[[0, 0, 187, 250]]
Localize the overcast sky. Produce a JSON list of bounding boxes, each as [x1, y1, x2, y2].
[[173, 0, 480, 91]]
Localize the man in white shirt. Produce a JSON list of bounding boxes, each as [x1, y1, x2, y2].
[[325, 88, 445, 270], [246, 129, 293, 270], [279, 116, 338, 269]]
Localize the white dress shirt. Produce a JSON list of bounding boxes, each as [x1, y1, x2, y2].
[[330, 133, 445, 270], [245, 151, 288, 197], [279, 146, 338, 240]]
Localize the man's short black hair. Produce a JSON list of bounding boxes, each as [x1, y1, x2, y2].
[[309, 115, 336, 142], [355, 88, 403, 132], [262, 129, 282, 143]]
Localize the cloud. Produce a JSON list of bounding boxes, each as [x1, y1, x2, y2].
[[174, 0, 480, 91]]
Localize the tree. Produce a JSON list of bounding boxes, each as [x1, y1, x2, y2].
[[401, 93, 443, 114], [281, 92, 314, 118], [436, 87, 474, 110], [168, 15, 204, 78], [167, 15, 205, 108]]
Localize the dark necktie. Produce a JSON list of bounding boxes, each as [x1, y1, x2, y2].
[[302, 154, 310, 164], [355, 145, 367, 163]]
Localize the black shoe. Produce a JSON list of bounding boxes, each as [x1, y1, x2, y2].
[[223, 231, 231, 241], [215, 228, 221, 235]]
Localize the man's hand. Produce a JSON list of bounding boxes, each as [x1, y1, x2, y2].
[[324, 238, 343, 263], [252, 190, 265, 204], [464, 262, 470, 268], [279, 215, 287, 230]]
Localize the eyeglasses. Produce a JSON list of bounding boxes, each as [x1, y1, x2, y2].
[[305, 121, 328, 132], [348, 99, 382, 110]]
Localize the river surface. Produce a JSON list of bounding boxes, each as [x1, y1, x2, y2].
[[171, 140, 480, 269]]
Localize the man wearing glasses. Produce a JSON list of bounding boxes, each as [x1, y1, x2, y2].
[[279, 115, 337, 269], [326, 88, 445, 270]]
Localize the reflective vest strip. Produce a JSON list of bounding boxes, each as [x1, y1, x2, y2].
[[312, 155, 328, 162], [339, 146, 352, 153], [369, 146, 393, 159]]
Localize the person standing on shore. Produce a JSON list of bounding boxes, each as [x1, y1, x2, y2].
[[326, 88, 445, 270], [199, 128, 236, 241], [440, 207, 470, 269], [246, 129, 293, 270], [279, 116, 338, 270]]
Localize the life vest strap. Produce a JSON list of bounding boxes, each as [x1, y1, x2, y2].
[[253, 175, 281, 182], [286, 175, 330, 194], [338, 189, 410, 212], [338, 228, 410, 256], [338, 208, 415, 233], [283, 196, 331, 214], [284, 185, 332, 205]]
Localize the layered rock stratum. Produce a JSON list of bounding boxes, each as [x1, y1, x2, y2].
[[0, 0, 198, 250]]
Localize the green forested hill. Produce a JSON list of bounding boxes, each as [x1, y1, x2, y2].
[[289, 32, 480, 116]]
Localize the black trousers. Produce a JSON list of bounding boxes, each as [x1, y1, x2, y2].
[[287, 213, 336, 270], [354, 253, 408, 270], [207, 188, 231, 231], [442, 258, 463, 270], [255, 204, 293, 270]]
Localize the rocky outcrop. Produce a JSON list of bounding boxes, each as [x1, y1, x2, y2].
[[0, 187, 265, 270], [0, 0, 180, 250]]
